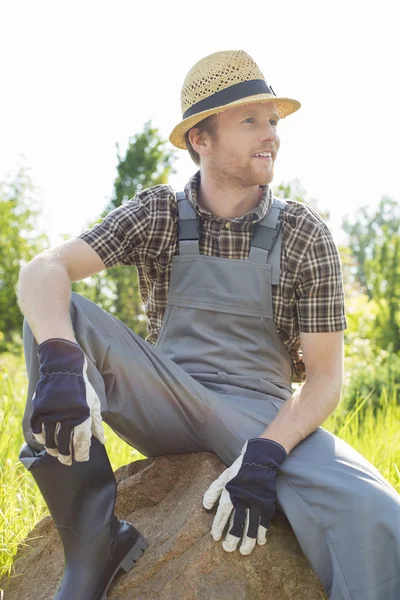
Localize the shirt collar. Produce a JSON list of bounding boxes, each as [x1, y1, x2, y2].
[[183, 170, 273, 223]]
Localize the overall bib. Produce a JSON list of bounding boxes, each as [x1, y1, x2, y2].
[[22, 193, 400, 600]]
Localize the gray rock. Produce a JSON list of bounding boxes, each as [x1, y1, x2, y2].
[[1, 452, 326, 599]]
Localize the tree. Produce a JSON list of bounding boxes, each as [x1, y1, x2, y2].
[[75, 121, 177, 338], [343, 196, 400, 352], [107, 121, 177, 211], [342, 196, 400, 299], [0, 167, 48, 349], [365, 227, 400, 352]]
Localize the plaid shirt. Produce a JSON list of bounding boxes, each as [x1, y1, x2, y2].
[[78, 171, 347, 382]]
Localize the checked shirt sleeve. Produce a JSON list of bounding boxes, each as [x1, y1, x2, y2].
[[296, 224, 347, 333], [78, 193, 151, 269]]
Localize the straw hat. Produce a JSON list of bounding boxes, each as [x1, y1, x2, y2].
[[169, 50, 301, 150]]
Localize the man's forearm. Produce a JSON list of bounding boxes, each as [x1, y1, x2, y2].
[[260, 374, 342, 454], [17, 254, 77, 345]]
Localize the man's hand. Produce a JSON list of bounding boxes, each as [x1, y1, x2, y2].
[[202, 438, 287, 555], [30, 338, 105, 466]]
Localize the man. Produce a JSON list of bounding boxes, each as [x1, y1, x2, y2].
[[17, 50, 400, 600]]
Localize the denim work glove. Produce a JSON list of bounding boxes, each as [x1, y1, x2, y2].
[[203, 438, 287, 555], [30, 338, 105, 466]]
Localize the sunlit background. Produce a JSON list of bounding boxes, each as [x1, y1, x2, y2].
[[1, 0, 399, 244]]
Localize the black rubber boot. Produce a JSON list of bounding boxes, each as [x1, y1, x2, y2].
[[19, 437, 148, 600]]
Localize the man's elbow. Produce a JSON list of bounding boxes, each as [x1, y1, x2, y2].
[[329, 372, 343, 407], [307, 368, 343, 406], [19, 250, 51, 280], [17, 251, 54, 306], [18, 257, 38, 290]]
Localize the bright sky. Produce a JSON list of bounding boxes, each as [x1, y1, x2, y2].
[[1, 0, 399, 245]]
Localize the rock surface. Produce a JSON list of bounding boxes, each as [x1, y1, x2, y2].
[[1, 452, 327, 599]]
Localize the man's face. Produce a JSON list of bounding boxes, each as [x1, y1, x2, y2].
[[205, 102, 281, 187]]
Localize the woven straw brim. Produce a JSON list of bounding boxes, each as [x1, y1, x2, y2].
[[169, 94, 301, 149]]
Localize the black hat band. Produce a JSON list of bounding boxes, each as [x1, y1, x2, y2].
[[183, 79, 276, 120]]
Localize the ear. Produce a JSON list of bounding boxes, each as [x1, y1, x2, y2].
[[188, 127, 212, 158]]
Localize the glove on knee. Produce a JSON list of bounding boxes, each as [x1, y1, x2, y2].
[[30, 338, 104, 465]]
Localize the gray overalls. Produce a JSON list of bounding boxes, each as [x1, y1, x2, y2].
[[22, 192, 400, 600]]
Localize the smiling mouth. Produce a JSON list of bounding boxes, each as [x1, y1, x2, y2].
[[252, 152, 273, 161], [252, 156, 273, 162]]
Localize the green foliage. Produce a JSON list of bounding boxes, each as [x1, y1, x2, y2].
[[344, 341, 400, 413], [342, 281, 400, 412], [343, 196, 400, 298], [0, 169, 48, 350], [341, 197, 400, 410], [0, 353, 46, 579], [364, 229, 400, 352], [107, 121, 177, 211], [77, 121, 177, 338]]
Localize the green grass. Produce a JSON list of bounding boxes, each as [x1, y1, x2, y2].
[[324, 387, 400, 487], [0, 352, 399, 581]]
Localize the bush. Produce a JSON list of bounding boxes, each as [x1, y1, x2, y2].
[[343, 293, 400, 412], [343, 338, 400, 413]]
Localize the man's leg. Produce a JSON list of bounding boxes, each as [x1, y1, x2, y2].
[[204, 389, 400, 600], [22, 291, 218, 455], [20, 292, 219, 599]]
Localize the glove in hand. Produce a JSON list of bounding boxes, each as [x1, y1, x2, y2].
[[203, 438, 287, 555], [30, 338, 104, 465]]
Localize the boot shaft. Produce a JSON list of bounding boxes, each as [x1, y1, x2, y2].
[[20, 437, 116, 538]]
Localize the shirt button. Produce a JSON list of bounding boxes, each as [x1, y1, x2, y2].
[[225, 221, 232, 229]]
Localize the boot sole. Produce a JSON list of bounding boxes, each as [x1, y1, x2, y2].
[[99, 533, 148, 600]]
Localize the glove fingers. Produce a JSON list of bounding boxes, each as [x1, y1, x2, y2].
[[222, 510, 241, 552], [45, 423, 59, 457], [203, 475, 229, 510], [228, 504, 247, 538], [83, 358, 105, 444], [73, 418, 92, 462], [240, 509, 257, 555], [92, 418, 105, 445], [257, 524, 268, 545], [260, 504, 276, 531], [240, 535, 257, 554], [32, 422, 46, 445], [87, 386, 105, 445], [211, 492, 233, 541], [56, 426, 73, 466], [247, 508, 261, 539], [91, 402, 105, 445], [44, 422, 57, 449]]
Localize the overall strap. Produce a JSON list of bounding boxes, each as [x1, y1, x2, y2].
[[248, 197, 285, 284], [176, 191, 200, 255], [176, 191, 284, 283]]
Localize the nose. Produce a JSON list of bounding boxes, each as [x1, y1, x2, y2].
[[259, 120, 278, 143]]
